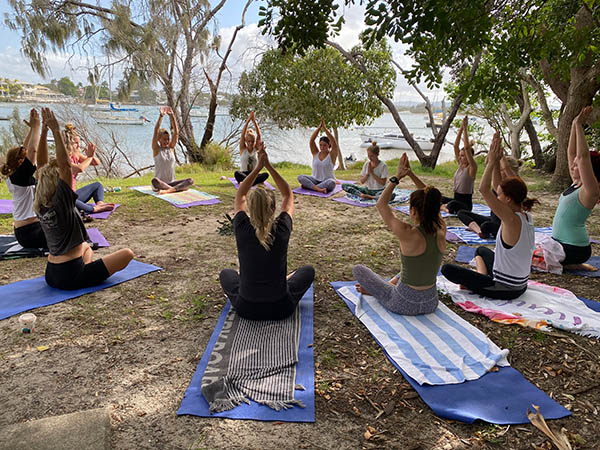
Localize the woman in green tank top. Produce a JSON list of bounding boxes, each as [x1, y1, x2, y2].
[[551, 106, 600, 270], [353, 154, 446, 315]]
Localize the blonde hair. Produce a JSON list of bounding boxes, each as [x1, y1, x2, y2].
[[34, 159, 60, 215], [247, 186, 277, 250], [1, 146, 25, 177]]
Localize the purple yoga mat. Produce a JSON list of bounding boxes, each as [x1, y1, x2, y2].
[[0, 199, 13, 214], [87, 228, 109, 248], [227, 177, 275, 190], [293, 180, 354, 198], [88, 203, 121, 219]]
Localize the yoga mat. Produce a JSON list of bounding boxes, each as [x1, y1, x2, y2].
[[86, 228, 109, 248], [227, 177, 275, 190], [0, 199, 12, 214], [394, 203, 491, 218], [177, 286, 315, 422], [0, 260, 161, 320], [292, 180, 353, 198], [446, 226, 553, 245], [331, 281, 570, 424], [88, 203, 121, 219], [130, 186, 221, 208], [0, 235, 46, 260], [332, 188, 413, 208], [455, 245, 600, 278]]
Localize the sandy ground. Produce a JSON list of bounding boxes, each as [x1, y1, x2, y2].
[[1, 170, 599, 449]]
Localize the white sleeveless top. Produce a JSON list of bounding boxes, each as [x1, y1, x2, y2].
[[6, 179, 36, 221], [311, 153, 335, 181], [240, 149, 257, 172], [154, 147, 175, 183], [493, 212, 535, 288]]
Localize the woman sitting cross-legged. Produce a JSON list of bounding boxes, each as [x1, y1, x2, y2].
[[441, 132, 538, 300], [342, 141, 395, 202], [234, 111, 269, 186], [151, 106, 194, 194], [35, 108, 134, 290], [297, 118, 339, 193], [353, 153, 446, 315], [219, 141, 315, 320]]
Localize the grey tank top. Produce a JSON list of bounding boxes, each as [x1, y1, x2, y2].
[[154, 147, 175, 183], [453, 166, 474, 194]]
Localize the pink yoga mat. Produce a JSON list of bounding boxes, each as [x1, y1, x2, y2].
[[293, 180, 354, 198], [227, 177, 275, 190]]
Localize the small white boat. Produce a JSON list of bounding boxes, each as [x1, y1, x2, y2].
[[359, 131, 434, 151], [92, 112, 149, 126]]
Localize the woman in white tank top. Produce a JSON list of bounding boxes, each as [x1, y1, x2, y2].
[[441, 132, 539, 300], [151, 106, 193, 194], [297, 118, 339, 193], [234, 111, 269, 186]]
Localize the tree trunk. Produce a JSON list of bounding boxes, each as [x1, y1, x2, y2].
[[515, 92, 544, 167], [200, 73, 218, 150], [334, 127, 346, 170]]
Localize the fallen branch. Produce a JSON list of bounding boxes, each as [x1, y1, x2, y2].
[[124, 165, 153, 179]]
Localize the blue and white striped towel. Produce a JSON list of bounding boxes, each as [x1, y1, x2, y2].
[[338, 285, 509, 385], [446, 226, 553, 245], [394, 203, 491, 218]]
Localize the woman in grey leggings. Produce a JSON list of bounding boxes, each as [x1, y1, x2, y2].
[[354, 154, 446, 315]]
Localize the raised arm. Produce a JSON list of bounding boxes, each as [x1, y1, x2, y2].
[[168, 108, 179, 149], [152, 109, 165, 157], [23, 109, 41, 164], [261, 146, 294, 218], [250, 111, 262, 143], [309, 121, 321, 156], [43, 108, 71, 184], [567, 113, 578, 180], [376, 154, 412, 238], [234, 142, 265, 214], [574, 106, 600, 208], [240, 113, 252, 154], [479, 132, 516, 223], [453, 118, 464, 162], [401, 153, 426, 190], [322, 121, 339, 164], [37, 116, 49, 169], [462, 117, 478, 178]]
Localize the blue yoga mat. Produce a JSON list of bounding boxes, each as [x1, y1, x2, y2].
[[0, 260, 161, 320], [331, 281, 570, 424], [456, 246, 600, 278], [177, 286, 315, 422]]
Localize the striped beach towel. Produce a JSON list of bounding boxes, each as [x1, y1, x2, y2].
[[337, 285, 509, 385], [201, 306, 305, 413], [394, 203, 491, 218], [446, 226, 553, 245]]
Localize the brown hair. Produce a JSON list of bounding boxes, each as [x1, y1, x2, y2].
[[367, 141, 380, 156], [409, 186, 443, 234], [0, 146, 26, 177], [247, 186, 277, 250], [500, 177, 539, 211]]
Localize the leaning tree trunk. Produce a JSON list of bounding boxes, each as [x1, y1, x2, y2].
[[515, 91, 544, 167], [200, 73, 218, 150], [333, 127, 346, 170]]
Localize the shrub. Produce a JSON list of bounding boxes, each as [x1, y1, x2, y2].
[[202, 141, 233, 169]]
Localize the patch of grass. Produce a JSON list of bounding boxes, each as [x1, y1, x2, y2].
[[319, 348, 339, 369], [533, 331, 547, 343], [185, 295, 207, 320]]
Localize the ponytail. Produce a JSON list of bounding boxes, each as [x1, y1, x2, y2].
[[247, 186, 277, 250], [409, 186, 442, 234], [1, 146, 26, 177]]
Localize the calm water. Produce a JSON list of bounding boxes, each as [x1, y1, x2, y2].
[[0, 102, 477, 172]]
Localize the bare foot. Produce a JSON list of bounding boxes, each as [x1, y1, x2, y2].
[[313, 186, 327, 194], [92, 203, 115, 213], [441, 205, 449, 213], [564, 263, 598, 272], [466, 222, 481, 234], [355, 283, 371, 295], [158, 187, 176, 195]]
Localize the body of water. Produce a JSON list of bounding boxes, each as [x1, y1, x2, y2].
[[0, 102, 493, 172]]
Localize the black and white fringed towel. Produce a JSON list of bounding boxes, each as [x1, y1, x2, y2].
[[201, 306, 305, 413]]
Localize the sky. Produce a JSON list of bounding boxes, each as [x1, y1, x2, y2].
[[0, 0, 446, 103]]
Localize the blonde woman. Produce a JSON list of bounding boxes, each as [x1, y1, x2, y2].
[[1, 108, 47, 248], [235, 111, 268, 185], [35, 108, 133, 290], [219, 140, 314, 320], [297, 118, 339, 193], [151, 106, 194, 194], [64, 124, 114, 216]]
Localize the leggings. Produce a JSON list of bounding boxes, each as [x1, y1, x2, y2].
[[554, 239, 592, 265], [442, 192, 473, 214], [297, 175, 336, 192], [14, 221, 47, 249], [219, 265, 315, 320], [75, 182, 104, 214], [45, 256, 109, 290], [234, 170, 269, 186], [341, 184, 396, 202], [353, 264, 438, 315], [151, 177, 194, 192], [457, 210, 501, 238], [441, 247, 527, 300]]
